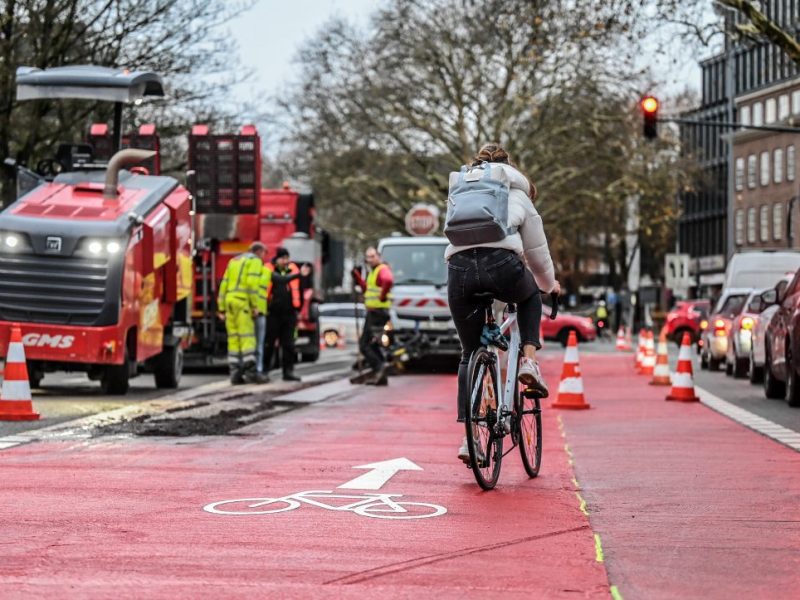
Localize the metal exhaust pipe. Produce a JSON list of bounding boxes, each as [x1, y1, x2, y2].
[[104, 148, 157, 199]]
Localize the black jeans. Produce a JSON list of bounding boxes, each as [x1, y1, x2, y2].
[[448, 248, 541, 421], [359, 309, 390, 371], [265, 310, 297, 376]]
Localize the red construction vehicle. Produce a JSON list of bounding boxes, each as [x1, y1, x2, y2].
[[188, 125, 324, 364], [0, 66, 194, 394]]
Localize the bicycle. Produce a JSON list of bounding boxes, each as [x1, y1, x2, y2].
[[203, 489, 447, 520], [464, 291, 559, 490]]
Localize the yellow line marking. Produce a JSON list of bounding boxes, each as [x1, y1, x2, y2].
[[610, 585, 623, 600], [594, 533, 605, 562], [576, 492, 589, 516], [572, 476, 580, 489], [564, 443, 574, 466]]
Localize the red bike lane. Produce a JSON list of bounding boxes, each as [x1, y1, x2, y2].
[[556, 353, 800, 600], [0, 372, 609, 599]]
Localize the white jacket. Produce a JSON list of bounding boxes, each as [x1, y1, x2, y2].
[[444, 163, 556, 293]]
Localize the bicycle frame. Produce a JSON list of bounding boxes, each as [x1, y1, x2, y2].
[[481, 305, 520, 433]]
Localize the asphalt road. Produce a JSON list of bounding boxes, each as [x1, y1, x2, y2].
[[0, 347, 355, 436]]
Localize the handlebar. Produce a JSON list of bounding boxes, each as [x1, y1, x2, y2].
[[548, 291, 560, 320]]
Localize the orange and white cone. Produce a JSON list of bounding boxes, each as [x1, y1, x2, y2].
[[0, 326, 39, 421], [650, 327, 671, 386], [634, 331, 644, 370], [615, 326, 631, 351], [666, 332, 699, 402], [639, 331, 656, 376], [551, 330, 590, 410]]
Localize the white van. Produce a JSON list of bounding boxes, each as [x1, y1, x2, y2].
[[723, 251, 800, 290]]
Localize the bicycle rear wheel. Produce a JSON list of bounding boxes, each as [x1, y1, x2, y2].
[[465, 347, 503, 490], [515, 378, 543, 478]]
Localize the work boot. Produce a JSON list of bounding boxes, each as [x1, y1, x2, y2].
[[283, 372, 301, 382], [349, 368, 373, 384], [244, 373, 270, 384], [364, 365, 387, 386], [230, 365, 245, 385], [518, 357, 549, 398]]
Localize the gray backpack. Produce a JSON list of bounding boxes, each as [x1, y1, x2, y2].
[[444, 163, 515, 246]]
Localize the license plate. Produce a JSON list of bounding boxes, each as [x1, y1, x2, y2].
[[295, 337, 310, 345]]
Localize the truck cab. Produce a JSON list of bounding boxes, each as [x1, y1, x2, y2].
[[377, 236, 459, 358]]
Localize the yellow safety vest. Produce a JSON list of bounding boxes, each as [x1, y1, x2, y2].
[[364, 263, 392, 309], [218, 253, 267, 314]]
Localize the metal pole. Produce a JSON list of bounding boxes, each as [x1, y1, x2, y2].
[[725, 40, 736, 260], [112, 102, 123, 153]]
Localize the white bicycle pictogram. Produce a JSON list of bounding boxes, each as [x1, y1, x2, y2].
[[203, 489, 447, 520]]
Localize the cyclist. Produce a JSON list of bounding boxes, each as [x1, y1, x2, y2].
[[446, 143, 559, 462]]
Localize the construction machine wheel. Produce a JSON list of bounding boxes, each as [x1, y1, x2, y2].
[[153, 344, 183, 389], [101, 361, 130, 395]]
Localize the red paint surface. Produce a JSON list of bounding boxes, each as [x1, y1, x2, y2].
[[556, 353, 800, 600], [0, 374, 607, 598]]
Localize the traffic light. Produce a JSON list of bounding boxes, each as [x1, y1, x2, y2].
[[641, 95, 658, 140]]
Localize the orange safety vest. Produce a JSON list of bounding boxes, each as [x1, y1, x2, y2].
[[265, 262, 302, 310]]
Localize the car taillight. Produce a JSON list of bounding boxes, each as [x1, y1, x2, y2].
[[741, 317, 755, 330], [714, 319, 725, 329], [714, 319, 727, 337], [700, 319, 708, 330]]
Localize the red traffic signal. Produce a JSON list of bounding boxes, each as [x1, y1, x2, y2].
[[641, 96, 658, 140]]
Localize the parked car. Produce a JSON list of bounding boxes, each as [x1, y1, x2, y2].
[[749, 275, 793, 384], [762, 269, 800, 406], [666, 299, 710, 345], [318, 303, 366, 348], [700, 289, 751, 371], [725, 289, 766, 378], [541, 304, 597, 346]]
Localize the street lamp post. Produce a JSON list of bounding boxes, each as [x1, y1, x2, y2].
[[725, 30, 736, 260]]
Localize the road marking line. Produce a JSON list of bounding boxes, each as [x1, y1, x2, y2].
[[576, 492, 589, 516], [610, 585, 624, 600], [594, 533, 605, 562], [696, 386, 799, 453]]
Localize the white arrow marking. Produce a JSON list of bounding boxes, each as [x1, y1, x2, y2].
[[338, 458, 423, 490]]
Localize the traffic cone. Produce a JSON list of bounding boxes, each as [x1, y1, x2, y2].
[[0, 326, 39, 421], [551, 330, 590, 409], [639, 331, 656, 376], [615, 327, 631, 351], [650, 327, 671, 386], [666, 332, 699, 402], [634, 331, 644, 370]]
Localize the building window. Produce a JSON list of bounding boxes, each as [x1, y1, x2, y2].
[[735, 209, 745, 245], [747, 207, 757, 244], [789, 145, 796, 181], [775, 147, 784, 183], [735, 157, 745, 190], [761, 151, 770, 186], [760, 205, 770, 242], [793, 90, 800, 114], [753, 101, 764, 126], [740, 105, 751, 125], [748, 154, 757, 188], [774, 203, 784, 241], [779, 94, 790, 120], [766, 97, 777, 123]]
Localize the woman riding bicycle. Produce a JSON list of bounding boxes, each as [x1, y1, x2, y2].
[[446, 143, 560, 463]]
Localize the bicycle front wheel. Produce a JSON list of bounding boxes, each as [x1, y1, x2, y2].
[[516, 378, 543, 478], [465, 347, 503, 490]]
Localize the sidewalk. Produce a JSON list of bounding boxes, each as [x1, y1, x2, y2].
[[554, 351, 800, 599]]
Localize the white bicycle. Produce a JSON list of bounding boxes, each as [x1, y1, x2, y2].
[[464, 291, 558, 490], [203, 489, 447, 520]]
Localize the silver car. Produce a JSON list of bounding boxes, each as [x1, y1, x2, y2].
[[318, 303, 366, 348], [749, 276, 793, 384]]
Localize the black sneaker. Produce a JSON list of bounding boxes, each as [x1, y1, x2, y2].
[[283, 373, 301, 382]]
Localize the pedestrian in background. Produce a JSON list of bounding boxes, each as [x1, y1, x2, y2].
[[217, 241, 269, 385], [264, 247, 310, 382], [351, 247, 394, 385]]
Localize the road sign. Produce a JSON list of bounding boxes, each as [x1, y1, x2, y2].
[[665, 253, 692, 290], [405, 204, 439, 236]]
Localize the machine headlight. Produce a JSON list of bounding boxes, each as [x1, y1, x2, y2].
[[88, 240, 103, 254], [79, 238, 124, 257], [0, 232, 30, 252], [106, 241, 121, 254], [5, 234, 19, 248]]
